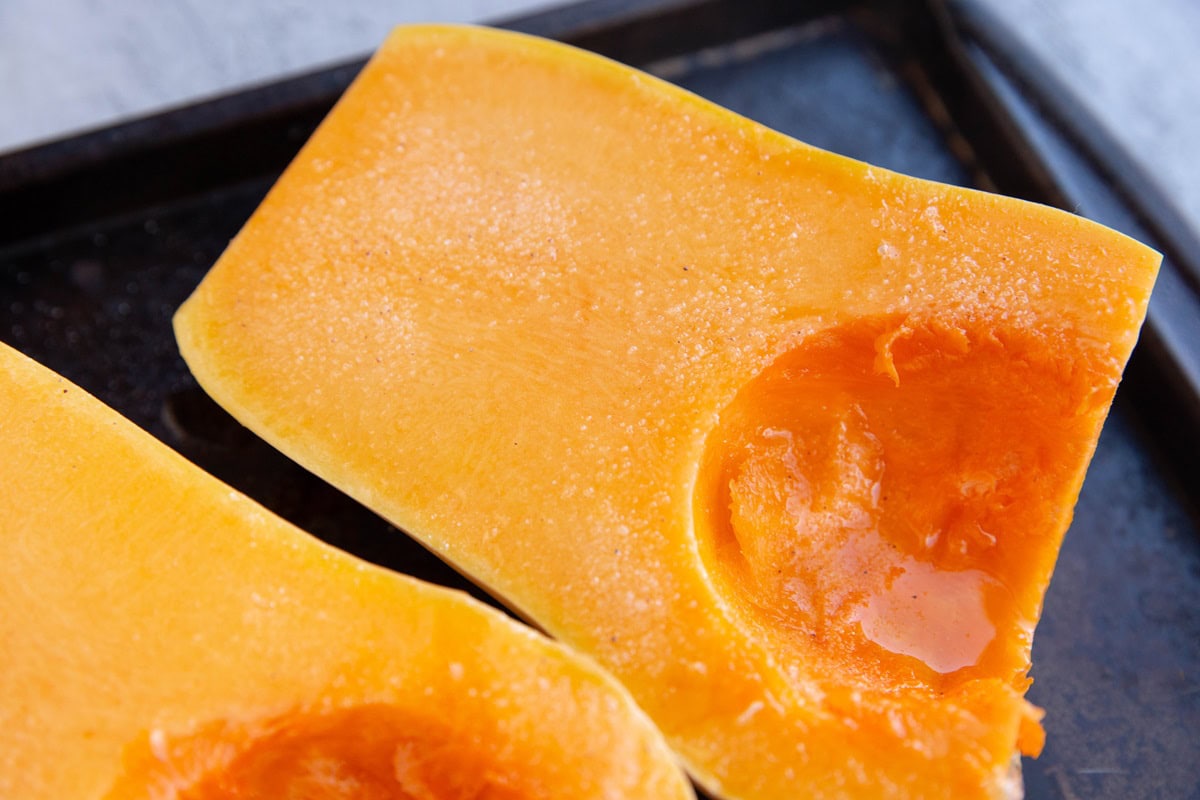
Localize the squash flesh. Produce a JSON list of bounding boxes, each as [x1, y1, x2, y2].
[[0, 342, 693, 800], [172, 25, 1160, 800]]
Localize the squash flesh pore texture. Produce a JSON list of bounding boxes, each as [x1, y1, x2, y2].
[[173, 25, 1160, 800], [0, 342, 693, 800]]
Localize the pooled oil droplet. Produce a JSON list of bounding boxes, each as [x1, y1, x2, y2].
[[851, 558, 994, 674]]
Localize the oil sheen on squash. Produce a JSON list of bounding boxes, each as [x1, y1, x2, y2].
[[0, 341, 693, 800], [173, 24, 1160, 800]]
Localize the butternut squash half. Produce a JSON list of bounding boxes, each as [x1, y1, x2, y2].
[[0, 341, 693, 800], [174, 25, 1160, 800]]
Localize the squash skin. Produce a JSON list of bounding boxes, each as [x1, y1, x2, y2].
[[0, 342, 693, 800], [172, 25, 1161, 800]]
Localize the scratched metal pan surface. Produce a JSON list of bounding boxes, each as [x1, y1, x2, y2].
[[0, 0, 1195, 797]]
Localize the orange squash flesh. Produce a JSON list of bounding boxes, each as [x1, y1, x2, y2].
[[173, 25, 1160, 800], [0, 341, 694, 800]]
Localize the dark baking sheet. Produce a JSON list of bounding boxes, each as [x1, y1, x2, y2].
[[1, 0, 1196, 797]]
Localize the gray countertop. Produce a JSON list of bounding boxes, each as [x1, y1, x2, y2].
[[2, 0, 1198, 235]]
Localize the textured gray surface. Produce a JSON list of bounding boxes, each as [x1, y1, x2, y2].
[[975, 0, 1200, 252], [0, 0, 546, 149]]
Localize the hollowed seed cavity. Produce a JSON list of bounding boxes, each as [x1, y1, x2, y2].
[[106, 704, 527, 800], [696, 314, 1109, 692]]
